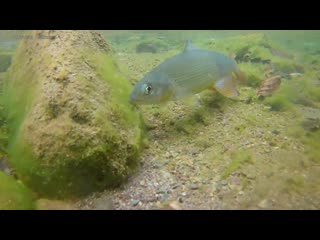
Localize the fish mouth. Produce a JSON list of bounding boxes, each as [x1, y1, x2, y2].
[[129, 93, 141, 105]]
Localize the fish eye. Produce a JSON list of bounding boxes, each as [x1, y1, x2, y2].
[[144, 85, 152, 95]]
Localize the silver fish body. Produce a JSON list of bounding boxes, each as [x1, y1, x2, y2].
[[130, 41, 245, 105]]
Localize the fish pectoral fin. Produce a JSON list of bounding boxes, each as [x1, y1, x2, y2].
[[214, 76, 239, 99]]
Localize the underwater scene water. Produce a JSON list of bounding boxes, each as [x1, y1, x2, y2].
[[0, 30, 319, 210]]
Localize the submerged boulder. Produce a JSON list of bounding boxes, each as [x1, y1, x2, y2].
[[0, 53, 12, 72], [136, 38, 170, 53], [5, 30, 144, 198], [0, 171, 35, 209]]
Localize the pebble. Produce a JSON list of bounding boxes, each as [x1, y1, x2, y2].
[[159, 193, 169, 201], [192, 150, 199, 156], [171, 183, 181, 189], [257, 199, 269, 209], [243, 167, 256, 180], [131, 200, 140, 206], [189, 184, 199, 190], [139, 180, 146, 186], [156, 187, 168, 194], [168, 201, 182, 210], [221, 180, 228, 186], [211, 184, 217, 192], [269, 142, 277, 147], [152, 162, 163, 169], [245, 96, 252, 104]]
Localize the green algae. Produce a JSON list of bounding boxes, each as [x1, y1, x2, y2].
[[221, 151, 254, 179], [0, 171, 36, 210], [238, 62, 264, 87]]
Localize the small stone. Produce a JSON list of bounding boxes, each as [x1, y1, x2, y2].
[[178, 197, 183, 203], [245, 96, 252, 104], [221, 180, 228, 186], [257, 199, 269, 209], [244, 166, 256, 180], [168, 201, 182, 210], [211, 183, 217, 192], [264, 148, 271, 153], [156, 187, 167, 194], [191, 150, 199, 156], [159, 193, 169, 201], [131, 200, 140, 206], [139, 180, 146, 186], [153, 163, 163, 169], [189, 184, 199, 190], [269, 142, 277, 147], [171, 183, 181, 189], [181, 192, 187, 196]]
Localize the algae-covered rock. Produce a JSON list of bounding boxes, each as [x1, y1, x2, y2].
[[0, 171, 35, 209], [206, 33, 273, 61], [204, 33, 300, 74], [0, 53, 12, 72], [4, 30, 144, 198], [136, 38, 170, 53], [237, 62, 265, 87]]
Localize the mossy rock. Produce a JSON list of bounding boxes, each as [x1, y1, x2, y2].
[[0, 171, 35, 209], [0, 53, 12, 72], [136, 38, 170, 53], [4, 30, 144, 199], [238, 62, 265, 87], [206, 33, 272, 61], [204, 33, 298, 69], [272, 57, 303, 74], [262, 69, 320, 111]]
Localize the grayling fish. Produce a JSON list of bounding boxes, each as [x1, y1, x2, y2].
[[130, 40, 246, 104]]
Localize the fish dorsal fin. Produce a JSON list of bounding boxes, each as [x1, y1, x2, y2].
[[184, 40, 199, 52]]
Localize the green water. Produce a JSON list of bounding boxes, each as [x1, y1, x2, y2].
[[0, 30, 319, 210]]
